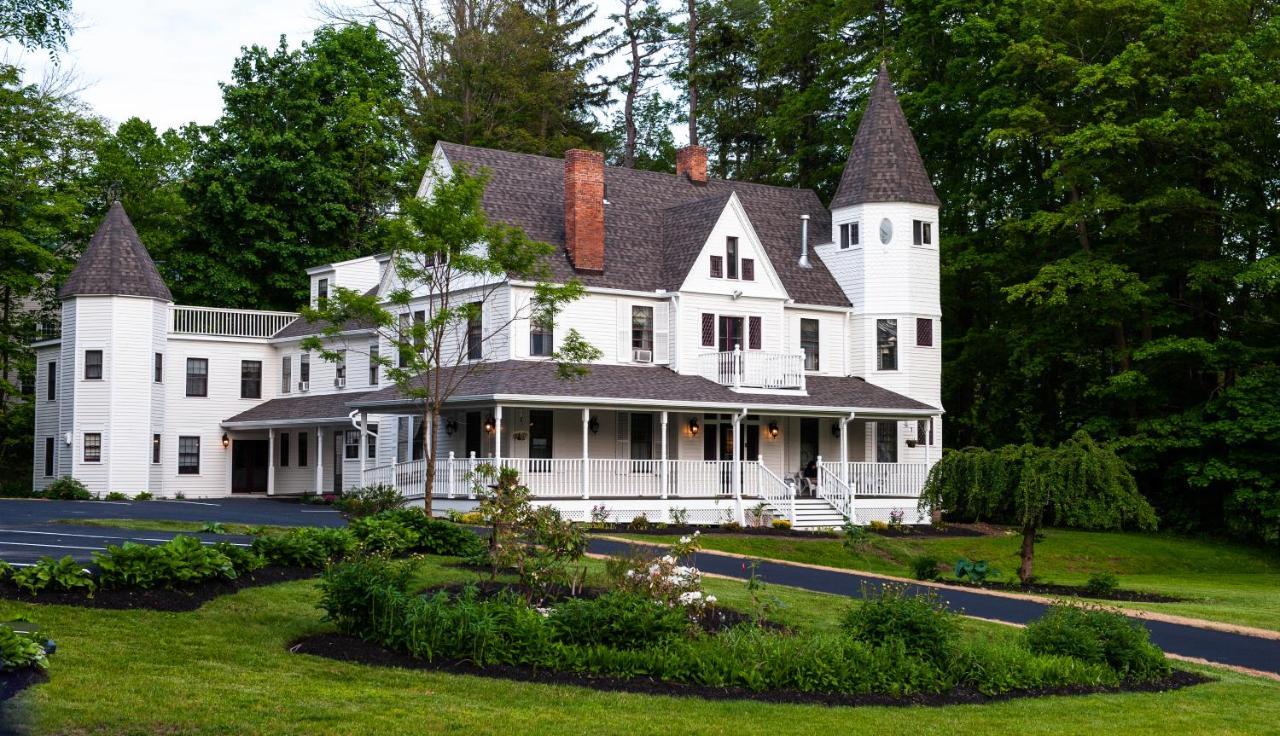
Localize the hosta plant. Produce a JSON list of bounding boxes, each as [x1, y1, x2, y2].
[[0, 624, 55, 671], [10, 556, 95, 595]]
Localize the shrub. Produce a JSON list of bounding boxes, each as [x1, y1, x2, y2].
[[474, 465, 587, 598], [43, 476, 91, 500], [1085, 571, 1120, 597], [104, 491, 128, 501], [910, 555, 943, 581], [200, 521, 227, 534], [868, 519, 889, 532], [318, 557, 415, 633], [612, 533, 713, 612], [0, 560, 11, 582], [252, 530, 333, 568], [842, 521, 871, 552], [134, 491, 154, 500], [1024, 604, 1170, 681], [954, 558, 998, 584], [771, 519, 791, 530], [458, 511, 484, 525], [370, 508, 483, 557], [721, 521, 742, 532], [0, 625, 54, 672], [212, 542, 264, 575], [841, 584, 958, 666], [349, 516, 419, 556], [548, 592, 690, 650], [334, 484, 403, 518], [93, 536, 236, 589], [11, 556, 95, 595], [628, 514, 650, 531]]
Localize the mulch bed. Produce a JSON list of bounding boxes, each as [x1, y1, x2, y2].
[[422, 582, 786, 634], [0, 667, 47, 703], [942, 579, 1184, 603], [0, 566, 319, 612], [290, 633, 1212, 708], [597, 523, 986, 540]]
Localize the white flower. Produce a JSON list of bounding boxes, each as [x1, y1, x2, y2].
[[705, 595, 717, 604], [661, 555, 676, 564], [678, 535, 691, 545], [678, 591, 703, 605]]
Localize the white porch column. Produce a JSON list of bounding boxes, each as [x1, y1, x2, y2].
[[315, 427, 324, 495], [732, 408, 745, 524], [266, 429, 275, 496], [660, 411, 669, 500], [493, 405, 503, 463], [839, 412, 856, 487], [358, 411, 368, 478], [581, 408, 590, 500]]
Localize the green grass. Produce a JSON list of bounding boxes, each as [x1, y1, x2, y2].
[[2, 556, 1279, 735], [612, 528, 1280, 631], [51, 518, 302, 536]]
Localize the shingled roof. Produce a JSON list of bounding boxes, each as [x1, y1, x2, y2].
[[438, 143, 850, 307], [351, 361, 937, 414], [830, 63, 940, 209], [223, 391, 373, 426], [60, 202, 173, 301]]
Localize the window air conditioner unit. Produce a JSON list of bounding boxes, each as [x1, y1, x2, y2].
[[334, 377, 346, 389], [633, 349, 653, 364], [297, 381, 309, 392]]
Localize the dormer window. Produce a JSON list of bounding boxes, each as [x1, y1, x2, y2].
[[839, 222, 860, 249], [726, 237, 739, 279], [912, 220, 932, 246], [317, 278, 329, 307], [709, 255, 723, 278]]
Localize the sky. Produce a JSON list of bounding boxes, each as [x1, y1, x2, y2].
[[4, 0, 637, 134]]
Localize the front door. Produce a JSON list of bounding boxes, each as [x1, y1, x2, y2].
[[231, 440, 268, 493], [465, 411, 482, 458], [717, 316, 744, 352], [629, 412, 653, 470], [876, 421, 898, 463], [333, 432, 344, 493], [529, 410, 553, 471]]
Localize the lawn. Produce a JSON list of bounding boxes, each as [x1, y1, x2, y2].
[[51, 518, 303, 536], [612, 528, 1280, 632], [2, 556, 1278, 735]]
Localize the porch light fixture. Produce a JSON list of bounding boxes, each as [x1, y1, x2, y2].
[[831, 422, 841, 438], [221, 433, 230, 449], [588, 417, 600, 435], [445, 418, 458, 436], [483, 415, 496, 434], [767, 421, 779, 438], [687, 417, 700, 436]]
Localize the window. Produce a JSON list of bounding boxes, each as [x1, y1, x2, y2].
[[317, 277, 329, 306], [240, 360, 262, 398], [413, 310, 426, 352], [877, 319, 898, 370], [800, 318, 819, 371], [396, 417, 410, 463], [718, 315, 745, 352], [152, 434, 161, 464], [709, 255, 723, 278], [748, 316, 762, 350], [916, 318, 933, 347], [46, 361, 56, 400], [154, 353, 163, 383], [839, 222, 860, 248], [369, 344, 380, 384], [344, 430, 360, 460], [700, 313, 715, 347], [912, 219, 932, 246], [412, 419, 425, 461], [300, 353, 310, 386], [280, 432, 290, 467], [366, 423, 378, 460], [530, 318, 553, 357], [281, 356, 292, 393], [726, 237, 739, 279], [44, 437, 54, 477], [83, 432, 101, 463], [876, 421, 897, 463], [466, 303, 482, 360], [631, 305, 654, 359], [917, 419, 929, 446], [186, 358, 208, 396], [84, 350, 103, 380], [741, 258, 754, 281], [297, 431, 308, 467], [398, 313, 411, 367], [178, 436, 200, 474], [334, 350, 346, 388]]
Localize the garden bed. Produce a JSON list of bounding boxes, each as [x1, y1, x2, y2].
[[945, 579, 1184, 603], [0, 667, 47, 703], [290, 633, 1210, 708], [592, 523, 986, 540], [0, 566, 318, 611]]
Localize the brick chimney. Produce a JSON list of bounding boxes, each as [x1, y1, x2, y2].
[[676, 145, 708, 184], [563, 149, 605, 274]]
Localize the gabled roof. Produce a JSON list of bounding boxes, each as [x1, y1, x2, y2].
[[223, 391, 372, 426], [830, 63, 940, 209], [60, 202, 173, 301], [660, 191, 735, 290], [437, 143, 849, 307]]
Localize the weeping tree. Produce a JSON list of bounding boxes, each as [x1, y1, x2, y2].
[[920, 432, 1157, 583]]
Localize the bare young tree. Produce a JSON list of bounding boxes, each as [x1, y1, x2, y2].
[[686, 0, 697, 146], [606, 0, 674, 168], [303, 165, 600, 516]]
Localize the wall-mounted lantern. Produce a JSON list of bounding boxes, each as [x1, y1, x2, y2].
[[688, 417, 700, 436], [588, 417, 600, 435], [221, 433, 230, 449], [767, 421, 779, 439], [445, 418, 458, 436], [483, 415, 496, 434]]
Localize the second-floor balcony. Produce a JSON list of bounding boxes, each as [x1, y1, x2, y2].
[[172, 306, 299, 339], [696, 347, 806, 391]]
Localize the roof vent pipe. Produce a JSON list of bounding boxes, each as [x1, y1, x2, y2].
[[798, 214, 811, 268]]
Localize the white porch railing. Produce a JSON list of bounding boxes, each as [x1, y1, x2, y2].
[[816, 461, 855, 522], [695, 347, 806, 390], [756, 464, 795, 523], [828, 462, 931, 497], [171, 305, 298, 338]]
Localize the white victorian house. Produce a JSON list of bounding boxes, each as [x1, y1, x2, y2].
[[32, 65, 943, 528]]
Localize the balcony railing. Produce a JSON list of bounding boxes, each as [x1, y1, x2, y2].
[[171, 305, 298, 339], [696, 347, 806, 390]]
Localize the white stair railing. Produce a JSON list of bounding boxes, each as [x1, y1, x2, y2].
[[757, 464, 795, 524], [816, 458, 855, 524]]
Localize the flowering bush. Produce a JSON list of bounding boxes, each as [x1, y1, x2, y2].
[[615, 533, 716, 612]]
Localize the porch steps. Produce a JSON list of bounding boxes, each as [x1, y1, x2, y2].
[[782, 498, 848, 531]]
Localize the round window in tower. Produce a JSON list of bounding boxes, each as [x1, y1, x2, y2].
[[879, 218, 893, 244]]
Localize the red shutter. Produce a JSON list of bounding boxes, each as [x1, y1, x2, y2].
[[741, 258, 754, 281], [709, 255, 723, 278], [701, 313, 715, 347], [748, 316, 762, 350]]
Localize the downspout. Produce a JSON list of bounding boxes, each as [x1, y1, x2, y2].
[[733, 406, 748, 524]]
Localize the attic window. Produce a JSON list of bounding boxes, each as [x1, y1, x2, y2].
[[726, 237, 739, 279], [317, 278, 329, 307], [741, 258, 754, 281], [840, 222, 859, 249], [709, 255, 723, 278]]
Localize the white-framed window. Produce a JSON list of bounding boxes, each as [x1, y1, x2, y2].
[[726, 237, 739, 279], [154, 352, 163, 383], [84, 350, 103, 380], [631, 305, 654, 361], [334, 350, 346, 388], [240, 360, 262, 399], [466, 303, 482, 360], [281, 355, 291, 393], [530, 317, 553, 357], [178, 436, 200, 474], [152, 434, 161, 464], [186, 357, 208, 397], [839, 222, 860, 249], [800, 318, 819, 371], [317, 277, 329, 306], [877, 319, 897, 370], [344, 429, 360, 459], [912, 219, 933, 246], [396, 417, 410, 463], [300, 353, 310, 386], [83, 432, 101, 463], [369, 344, 380, 384], [366, 423, 378, 459]]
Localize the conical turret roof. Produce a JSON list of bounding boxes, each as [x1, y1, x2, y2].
[[830, 62, 939, 209], [60, 201, 173, 301]]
